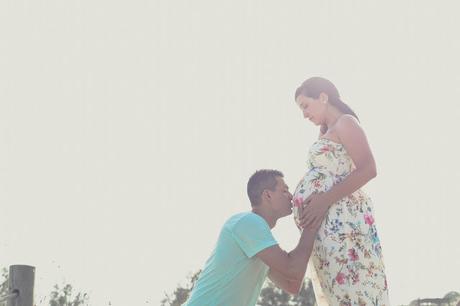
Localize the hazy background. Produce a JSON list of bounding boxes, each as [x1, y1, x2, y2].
[[1, 1, 459, 305]]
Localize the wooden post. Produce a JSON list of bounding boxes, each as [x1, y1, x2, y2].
[[7, 265, 35, 306]]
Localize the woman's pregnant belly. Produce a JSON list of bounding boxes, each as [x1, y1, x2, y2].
[[292, 169, 335, 227]]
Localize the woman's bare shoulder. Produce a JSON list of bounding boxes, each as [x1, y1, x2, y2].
[[334, 115, 366, 142], [337, 114, 360, 126]]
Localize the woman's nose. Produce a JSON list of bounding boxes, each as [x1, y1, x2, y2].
[[303, 110, 309, 118]]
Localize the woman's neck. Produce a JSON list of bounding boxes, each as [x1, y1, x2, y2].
[[324, 106, 344, 129]]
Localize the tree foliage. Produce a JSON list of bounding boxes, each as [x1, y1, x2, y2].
[[407, 291, 460, 306], [48, 283, 89, 306], [0, 268, 8, 297], [258, 279, 316, 306], [0, 268, 89, 306], [161, 271, 201, 306], [444, 291, 460, 305]]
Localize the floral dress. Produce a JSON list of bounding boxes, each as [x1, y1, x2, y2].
[[293, 138, 389, 306]]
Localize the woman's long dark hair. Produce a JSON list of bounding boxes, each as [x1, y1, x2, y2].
[[295, 77, 359, 134]]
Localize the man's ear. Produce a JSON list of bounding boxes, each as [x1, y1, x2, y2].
[[261, 189, 271, 202]]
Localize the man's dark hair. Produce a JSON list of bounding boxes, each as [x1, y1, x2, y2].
[[247, 169, 284, 207]]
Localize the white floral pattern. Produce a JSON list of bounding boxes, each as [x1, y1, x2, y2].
[[293, 138, 389, 306]]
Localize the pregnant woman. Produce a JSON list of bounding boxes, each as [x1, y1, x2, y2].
[[292, 77, 389, 306]]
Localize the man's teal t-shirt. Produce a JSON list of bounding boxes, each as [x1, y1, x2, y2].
[[184, 212, 278, 306]]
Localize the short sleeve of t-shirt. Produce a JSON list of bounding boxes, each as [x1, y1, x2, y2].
[[231, 213, 278, 258]]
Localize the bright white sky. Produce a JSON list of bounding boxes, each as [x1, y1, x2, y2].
[[1, 1, 460, 305]]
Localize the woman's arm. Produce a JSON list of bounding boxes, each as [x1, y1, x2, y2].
[[303, 114, 377, 229], [324, 114, 377, 203]]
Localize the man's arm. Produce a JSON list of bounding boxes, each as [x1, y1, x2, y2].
[[256, 228, 316, 295], [267, 266, 303, 295]]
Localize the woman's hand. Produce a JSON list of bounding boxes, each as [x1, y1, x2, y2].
[[298, 192, 332, 231]]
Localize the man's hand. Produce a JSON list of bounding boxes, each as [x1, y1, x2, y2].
[[298, 192, 331, 230]]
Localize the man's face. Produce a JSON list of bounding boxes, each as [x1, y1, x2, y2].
[[269, 177, 293, 218]]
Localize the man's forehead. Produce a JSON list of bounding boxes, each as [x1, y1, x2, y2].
[[296, 95, 307, 105], [276, 177, 288, 188]]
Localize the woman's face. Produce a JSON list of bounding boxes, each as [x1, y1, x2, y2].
[[295, 94, 327, 126]]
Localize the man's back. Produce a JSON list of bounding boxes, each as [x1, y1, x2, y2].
[[184, 212, 278, 306]]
